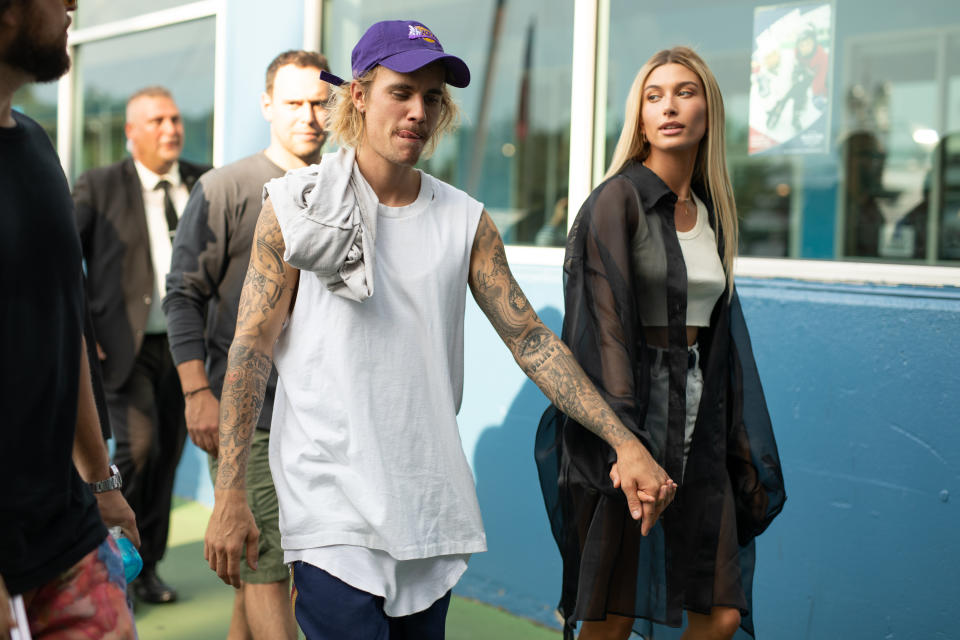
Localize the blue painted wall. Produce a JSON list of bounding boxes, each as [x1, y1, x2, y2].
[[455, 269, 960, 639], [175, 255, 960, 637], [221, 0, 305, 163]]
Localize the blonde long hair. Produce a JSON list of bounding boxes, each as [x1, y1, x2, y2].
[[327, 66, 460, 159], [604, 47, 738, 293]]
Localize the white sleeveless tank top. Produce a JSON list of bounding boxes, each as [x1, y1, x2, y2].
[[634, 193, 725, 327], [270, 170, 487, 563]]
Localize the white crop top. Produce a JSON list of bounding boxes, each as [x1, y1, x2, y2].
[[634, 193, 726, 327], [677, 194, 726, 327]]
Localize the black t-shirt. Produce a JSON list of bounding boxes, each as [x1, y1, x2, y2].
[[0, 111, 106, 595]]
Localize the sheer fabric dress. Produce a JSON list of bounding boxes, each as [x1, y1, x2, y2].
[[535, 162, 785, 638]]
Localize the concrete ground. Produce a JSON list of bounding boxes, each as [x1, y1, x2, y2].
[[133, 499, 561, 639]]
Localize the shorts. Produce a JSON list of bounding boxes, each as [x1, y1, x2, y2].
[[290, 561, 451, 640], [209, 428, 288, 584], [644, 343, 703, 478], [23, 536, 135, 639]]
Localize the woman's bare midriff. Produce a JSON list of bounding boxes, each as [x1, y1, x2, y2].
[[644, 326, 700, 348]]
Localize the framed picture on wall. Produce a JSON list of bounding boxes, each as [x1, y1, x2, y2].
[[749, 1, 833, 155]]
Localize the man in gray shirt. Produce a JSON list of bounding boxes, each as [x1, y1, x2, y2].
[[163, 50, 330, 640]]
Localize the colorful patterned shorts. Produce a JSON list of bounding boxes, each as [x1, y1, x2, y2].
[[23, 536, 135, 639]]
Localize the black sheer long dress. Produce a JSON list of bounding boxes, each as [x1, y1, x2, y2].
[[535, 162, 786, 638]]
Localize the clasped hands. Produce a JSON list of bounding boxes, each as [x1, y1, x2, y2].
[[203, 441, 676, 587], [610, 439, 677, 536]]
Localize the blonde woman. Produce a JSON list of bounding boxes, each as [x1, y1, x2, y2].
[[536, 47, 786, 640]]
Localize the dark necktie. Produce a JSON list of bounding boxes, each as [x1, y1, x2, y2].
[[156, 179, 178, 242]]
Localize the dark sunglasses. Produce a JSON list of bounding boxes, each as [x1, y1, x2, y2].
[[63, 0, 78, 10]]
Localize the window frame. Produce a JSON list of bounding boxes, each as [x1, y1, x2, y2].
[[58, 0, 226, 180], [836, 25, 959, 265], [48, 0, 960, 286], [551, 0, 960, 285]]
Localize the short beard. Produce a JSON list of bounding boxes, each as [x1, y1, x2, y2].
[[4, 13, 70, 82]]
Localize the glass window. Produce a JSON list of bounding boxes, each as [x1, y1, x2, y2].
[[12, 82, 58, 148], [939, 35, 960, 260], [602, 0, 960, 265], [842, 36, 937, 260], [71, 18, 215, 180], [322, 0, 575, 246], [74, 0, 194, 29]]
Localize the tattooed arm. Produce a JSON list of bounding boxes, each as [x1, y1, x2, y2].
[[204, 198, 299, 587], [468, 212, 675, 533]]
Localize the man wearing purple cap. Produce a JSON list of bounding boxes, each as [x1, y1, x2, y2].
[[204, 19, 675, 639]]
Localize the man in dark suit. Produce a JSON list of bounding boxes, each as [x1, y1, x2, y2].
[[74, 86, 211, 604]]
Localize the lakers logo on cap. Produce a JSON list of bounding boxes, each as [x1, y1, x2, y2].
[[408, 24, 438, 44]]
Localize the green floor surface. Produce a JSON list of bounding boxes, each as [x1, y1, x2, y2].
[[134, 499, 560, 639]]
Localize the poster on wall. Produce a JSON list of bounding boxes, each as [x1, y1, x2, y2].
[[749, 1, 833, 155]]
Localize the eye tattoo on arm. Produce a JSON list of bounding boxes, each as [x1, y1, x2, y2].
[[469, 213, 635, 448]]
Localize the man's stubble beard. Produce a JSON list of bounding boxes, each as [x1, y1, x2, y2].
[[4, 13, 71, 83]]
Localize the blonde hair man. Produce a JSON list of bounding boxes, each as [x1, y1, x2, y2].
[[204, 20, 675, 639]]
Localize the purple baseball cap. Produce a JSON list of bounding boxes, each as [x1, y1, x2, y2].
[[350, 20, 470, 88]]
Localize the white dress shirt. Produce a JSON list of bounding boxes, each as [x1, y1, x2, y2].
[[134, 159, 189, 334]]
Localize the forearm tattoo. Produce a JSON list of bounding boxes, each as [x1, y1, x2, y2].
[[217, 342, 270, 488], [217, 202, 291, 489], [469, 214, 634, 449]]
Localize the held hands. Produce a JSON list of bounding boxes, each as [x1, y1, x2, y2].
[[95, 490, 141, 548], [185, 390, 220, 455], [610, 440, 677, 536], [204, 490, 259, 588]]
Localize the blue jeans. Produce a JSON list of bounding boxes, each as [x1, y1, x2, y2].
[[645, 343, 704, 478]]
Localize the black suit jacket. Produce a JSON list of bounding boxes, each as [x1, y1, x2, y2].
[[74, 157, 210, 391]]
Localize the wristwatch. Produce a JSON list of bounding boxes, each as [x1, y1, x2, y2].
[[88, 464, 123, 493]]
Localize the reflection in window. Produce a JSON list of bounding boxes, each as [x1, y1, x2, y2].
[[936, 132, 960, 259], [842, 40, 937, 261], [603, 0, 960, 265], [12, 82, 58, 147], [73, 0, 193, 30], [938, 36, 960, 260], [322, 0, 574, 246], [71, 18, 214, 181]]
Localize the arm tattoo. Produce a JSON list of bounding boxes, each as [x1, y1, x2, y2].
[[469, 213, 635, 449], [217, 343, 271, 488], [217, 201, 293, 489], [529, 341, 632, 448], [470, 215, 534, 343]]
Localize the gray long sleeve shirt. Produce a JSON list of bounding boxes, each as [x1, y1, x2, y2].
[[163, 152, 285, 431]]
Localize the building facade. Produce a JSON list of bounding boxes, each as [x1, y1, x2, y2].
[[16, 0, 958, 637]]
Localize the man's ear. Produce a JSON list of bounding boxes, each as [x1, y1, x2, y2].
[[260, 91, 273, 121], [0, 1, 23, 40], [350, 80, 365, 115]]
